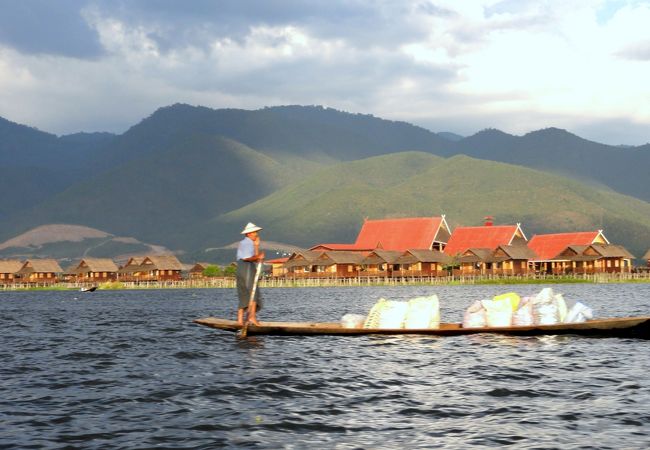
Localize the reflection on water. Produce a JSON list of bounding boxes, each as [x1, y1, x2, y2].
[[1, 283, 650, 448]]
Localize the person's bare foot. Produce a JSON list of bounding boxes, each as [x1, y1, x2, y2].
[[249, 319, 261, 326], [237, 319, 244, 326]]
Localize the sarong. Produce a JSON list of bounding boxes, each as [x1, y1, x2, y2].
[[236, 260, 263, 310]]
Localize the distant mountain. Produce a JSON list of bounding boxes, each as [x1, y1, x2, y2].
[[198, 152, 650, 260], [2, 104, 650, 262], [0, 116, 116, 216], [0, 104, 456, 247], [1, 134, 296, 246], [437, 132, 465, 142], [0, 116, 115, 171], [447, 127, 650, 202], [95, 103, 451, 165], [92, 106, 650, 204]]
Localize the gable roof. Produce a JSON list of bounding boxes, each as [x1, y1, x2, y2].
[[72, 258, 119, 273], [353, 217, 449, 251], [361, 250, 404, 265], [309, 216, 450, 253], [315, 251, 365, 265], [459, 248, 495, 263], [309, 243, 369, 251], [18, 259, 63, 274], [141, 255, 183, 270], [556, 245, 589, 259], [589, 244, 634, 259], [284, 251, 324, 268], [555, 244, 633, 261], [495, 245, 537, 260], [528, 231, 608, 261], [396, 249, 451, 265], [0, 260, 23, 273], [123, 257, 144, 267], [444, 224, 526, 256], [190, 262, 212, 272]]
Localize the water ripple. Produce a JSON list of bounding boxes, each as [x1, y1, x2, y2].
[[1, 284, 650, 448]]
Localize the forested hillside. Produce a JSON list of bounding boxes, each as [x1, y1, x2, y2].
[[1, 104, 649, 262]]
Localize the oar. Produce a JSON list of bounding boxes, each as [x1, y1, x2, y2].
[[239, 261, 263, 339]]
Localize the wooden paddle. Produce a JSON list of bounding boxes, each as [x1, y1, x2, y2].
[[239, 261, 263, 339]]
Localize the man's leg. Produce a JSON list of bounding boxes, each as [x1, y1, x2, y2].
[[248, 301, 260, 325]]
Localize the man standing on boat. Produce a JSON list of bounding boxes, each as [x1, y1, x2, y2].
[[236, 222, 265, 326]]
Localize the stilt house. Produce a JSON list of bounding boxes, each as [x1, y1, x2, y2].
[[394, 249, 451, 277], [67, 258, 119, 282], [0, 260, 22, 285], [17, 259, 63, 284], [527, 230, 611, 274], [444, 221, 529, 275]]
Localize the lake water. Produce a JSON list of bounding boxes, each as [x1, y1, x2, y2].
[[2, 284, 650, 449]]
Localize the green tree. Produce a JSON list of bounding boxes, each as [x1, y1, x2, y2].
[[202, 265, 222, 277], [223, 265, 237, 277]]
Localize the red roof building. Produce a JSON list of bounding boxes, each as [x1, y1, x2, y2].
[[310, 216, 451, 252], [528, 231, 608, 261], [310, 243, 371, 252], [265, 257, 289, 277], [444, 224, 527, 256]]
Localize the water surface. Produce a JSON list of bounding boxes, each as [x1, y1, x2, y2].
[[2, 284, 650, 448]]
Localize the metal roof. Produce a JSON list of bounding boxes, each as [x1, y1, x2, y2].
[[528, 231, 607, 261], [444, 224, 525, 256]]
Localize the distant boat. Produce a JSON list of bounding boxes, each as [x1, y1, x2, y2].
[[80, 286, 97, 292]]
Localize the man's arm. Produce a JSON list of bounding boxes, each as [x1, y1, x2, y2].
[[243, 236, 265, 262]]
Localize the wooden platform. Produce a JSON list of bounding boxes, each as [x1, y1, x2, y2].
[[194, 316, 650, 339]]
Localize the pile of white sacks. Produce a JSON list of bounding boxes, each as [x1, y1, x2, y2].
[[340, 288, 594, 329], [462, 287, 594, 328], [340, 295, 441, 329]]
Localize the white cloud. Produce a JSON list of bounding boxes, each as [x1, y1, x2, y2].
[[0, 0, 648, 144]]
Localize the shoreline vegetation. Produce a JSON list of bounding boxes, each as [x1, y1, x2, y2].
[[3, 273, 650, 291]]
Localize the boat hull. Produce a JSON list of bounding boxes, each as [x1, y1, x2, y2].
[[194, 316, 650, 339]]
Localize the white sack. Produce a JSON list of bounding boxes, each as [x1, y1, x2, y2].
[[513, 296, 534, 326], [564, 302, 594, 323], [533, 288, 560, 325], [482, 298, 514, 327], [377, 301, 409, 329], [404, 295, 440, 329], [554, 293, 568, 323], [341, 314, 366, 328], [463, 300, 487, 328]]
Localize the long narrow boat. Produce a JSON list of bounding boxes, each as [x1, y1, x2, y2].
[[194, 316, 650, 339]]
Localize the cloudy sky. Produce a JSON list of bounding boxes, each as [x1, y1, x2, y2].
[[0, 0, 649, 145]]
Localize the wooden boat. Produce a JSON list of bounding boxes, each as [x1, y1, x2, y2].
[[194, 316, 650, 339]]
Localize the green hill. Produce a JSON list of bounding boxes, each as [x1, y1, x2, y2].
[[3, 134, 307, 245], [2, 104, 650, 262], [0, 116, 115, 216], [449, 128, 650, 202], [202, 152, 650, 259], [99, 103, 449, 164]]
